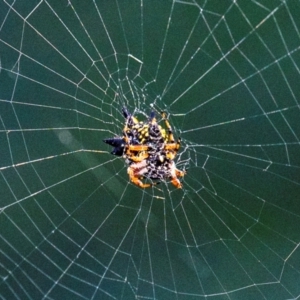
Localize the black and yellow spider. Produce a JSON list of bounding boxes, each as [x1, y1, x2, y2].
[[104, 107, 185, 188]]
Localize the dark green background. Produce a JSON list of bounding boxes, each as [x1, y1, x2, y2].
[[1, 1, 300, 299]]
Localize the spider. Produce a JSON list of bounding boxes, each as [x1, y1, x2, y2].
[[103, 107, 185, 188], [127, 154, 185, 188]]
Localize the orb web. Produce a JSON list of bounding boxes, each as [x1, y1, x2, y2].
[[1, 1, 300, 299]]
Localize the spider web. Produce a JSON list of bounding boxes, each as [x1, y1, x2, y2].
[[1, 0, 300, 299]]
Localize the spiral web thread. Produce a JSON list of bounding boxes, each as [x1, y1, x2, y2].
[[1, 1, 300, 299]]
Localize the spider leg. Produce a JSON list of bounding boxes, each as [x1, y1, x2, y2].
[[165, 137, 181, 151], [162, 112, 182, 160], [171, 177, 182, 188], [170, 172, 185, 188], [161, 111, 176, 143], [170, 169, 186, 188], [127, 167, 152, 188], [164, 137, 181, 160], [126, 151, 149, 162], [127, 144, 149, 151], [169, 162, 185, 188], [175, 168, 186, 177], [124, 144, 150, 161]]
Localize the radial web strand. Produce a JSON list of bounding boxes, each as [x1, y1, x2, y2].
[[1, 1, 300, 299]]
